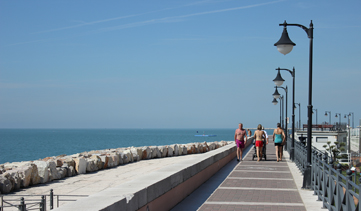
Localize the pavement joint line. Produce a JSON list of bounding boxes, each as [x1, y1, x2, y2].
[[233, 170, 290, 173], [239, 165, 289, 168], [227, 177, 293, 180], [203, 202, 305, 206], [218, 187, 298, 191]]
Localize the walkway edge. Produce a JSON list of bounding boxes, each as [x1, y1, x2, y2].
[[284, 150, 324, 211]]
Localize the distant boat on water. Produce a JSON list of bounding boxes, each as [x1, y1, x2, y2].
[[195, 131, 217, 137], [194, 134, 217, 137]]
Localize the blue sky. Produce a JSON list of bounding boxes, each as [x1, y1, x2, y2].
[[0, 0, 360, 129]]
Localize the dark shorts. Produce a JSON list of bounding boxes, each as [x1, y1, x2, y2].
[[236, 139, 245, 148], [275, 142, 283, 146]]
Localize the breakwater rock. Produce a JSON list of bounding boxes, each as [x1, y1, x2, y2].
[[0, 141, 231, 194]]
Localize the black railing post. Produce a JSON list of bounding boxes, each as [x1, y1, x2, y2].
[[50, 189, 54, 210], [346, 169, 352, 211], [322, 153, 328, 208], [40, 195, 45, 211], [358, 177, 361, 211], [18, 197, 25, 211], [336, 164, 342, 210], [328, 159, 334, 209]]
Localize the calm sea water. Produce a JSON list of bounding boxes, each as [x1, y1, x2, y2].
[[0, 128, 274, 164]]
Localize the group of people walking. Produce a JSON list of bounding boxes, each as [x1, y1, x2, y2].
[[234, 123, 286, 162]]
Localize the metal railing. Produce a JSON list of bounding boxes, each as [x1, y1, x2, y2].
[[291, 136, 361, 210], [0, 195, 45, 211], [0, 189, 88, 211]]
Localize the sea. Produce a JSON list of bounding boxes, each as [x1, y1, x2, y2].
[[0, 128, 274, 164]]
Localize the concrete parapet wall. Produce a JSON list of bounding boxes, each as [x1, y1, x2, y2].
[[54, 137, 254, 211]]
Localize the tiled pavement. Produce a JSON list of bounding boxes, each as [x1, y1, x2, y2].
[[198, 143, 307, 211]]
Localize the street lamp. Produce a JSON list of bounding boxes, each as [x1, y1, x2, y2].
[[272, 87, 281, 99], [275, 20, 313, 189], [272, 97, 283, 127], [312, 109, 318, 125], [273, 67, 296, 161], [347, 112, 355, 128], [335, 113, 341, 129], [325, 111, 331, 125], [272, 98, 278, 105], [295, 103, 301, 129], [273, 86, 288, 147], [345, 113, 351, 153]]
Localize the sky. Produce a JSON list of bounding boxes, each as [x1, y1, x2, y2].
[[0, 0, 360, 129]]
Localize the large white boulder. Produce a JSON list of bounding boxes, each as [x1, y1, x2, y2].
[[107, 153, 119, 168], [186, 144, 196, 154], [48, 160, 61, 181], [33, 161, 49, 183], [123, 150, 134, 163], [0, 173, 13, 193], [150, 146, 161, 158], [167, 146, 174, 157], [131, 147, 142, 161], [4, 170, 21, 190], [179, 145, 187, 155], [17, 165, 33, 187], [208, 142, 216, 151], [86, 158, 98, 172], [99, 155, 109, 169], [170, 144, 179, 156], [158, 146, 168, 157], [57, 167, 67, 178], [141, 146, 151, 160], [73, 157, 87, 174]]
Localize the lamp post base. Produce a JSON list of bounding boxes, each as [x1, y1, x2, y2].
[[302, 165, 312, 189], [290, 147, 294, 161]]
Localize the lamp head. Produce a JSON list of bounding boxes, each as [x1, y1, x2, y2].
[[272, 87, 281, 99], [273, 69, 285, 86], [274, 24, 296, 55], [272, 98, 278, 105]]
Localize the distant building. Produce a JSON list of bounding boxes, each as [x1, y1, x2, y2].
[[295, 129, 347, 153]]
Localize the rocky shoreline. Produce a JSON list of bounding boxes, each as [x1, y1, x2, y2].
[[0, 141, 231, 194]]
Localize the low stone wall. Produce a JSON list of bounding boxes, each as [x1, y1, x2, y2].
[[0, 141, 230, 194], [54, 137, 254, 211]]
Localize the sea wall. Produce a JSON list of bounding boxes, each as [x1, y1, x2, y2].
[[0, 141, 230, 194], [54, 137, 254, 211]]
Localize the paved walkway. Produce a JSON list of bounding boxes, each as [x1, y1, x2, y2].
[[172, 139, 322, 211]]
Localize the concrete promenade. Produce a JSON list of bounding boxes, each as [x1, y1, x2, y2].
[[173, 138, 323, 211]]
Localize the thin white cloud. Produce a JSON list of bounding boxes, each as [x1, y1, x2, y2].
[[34, 0, 284, 34], [99, 0, 285, 32], [33, 0, 217, 34], [33, 14, 142, 34]]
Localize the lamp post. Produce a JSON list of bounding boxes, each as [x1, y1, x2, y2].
[[295, 103, 301, 129], [274, 20, 313, 189], [348, 112, 355, 128], [312, 109, 318, 125], [335, 113, 341, 129], [279, 96, 284, 128], [272, 97, 283, 127], [273, 86, 288, 131], [272, 88, 282, 127], [345, 113, 352, 153], [325, 111, 331, 125], [272, 67, 296, 161]]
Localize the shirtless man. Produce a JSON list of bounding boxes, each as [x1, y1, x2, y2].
[[253, 124, 266, 162], [234, 123, 247, 161]]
